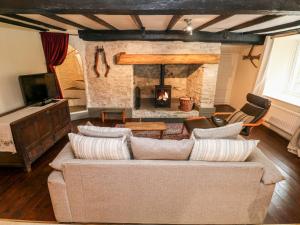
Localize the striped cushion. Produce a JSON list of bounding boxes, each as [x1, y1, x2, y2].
[[226, 110, 255, 124], [68, 133, 131, 160], [191, 122, 243, 139], [190, 139, 259, 162]]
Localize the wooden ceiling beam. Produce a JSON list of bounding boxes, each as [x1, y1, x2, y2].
[[195, 15, 233, 31], [223, 15, 282, 32], [130, 15, 144, 30], [83, 14, 118, 30], [0, 0, 300, 15], [78, 30, 265, 45], [40, 14, 91, 30], [166, 15, 183, 31], [3, 14, 66, 31], [244, 20, 300, 34], [0, 16, 48, 31]]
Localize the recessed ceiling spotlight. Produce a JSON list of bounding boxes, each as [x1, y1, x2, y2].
[[184, 18, 193, 35]]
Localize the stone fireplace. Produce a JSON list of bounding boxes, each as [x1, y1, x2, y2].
[[69, 38, 221, 118], [134, 64, 204, 110]]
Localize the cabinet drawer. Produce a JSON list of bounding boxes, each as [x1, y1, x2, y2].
[[54, 124, 71, 142], [41, 136, 55, 151]]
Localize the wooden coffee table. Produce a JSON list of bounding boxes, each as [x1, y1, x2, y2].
[[125, 122, 167, 139]]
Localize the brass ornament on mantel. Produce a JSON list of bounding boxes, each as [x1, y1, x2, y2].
[[93, 46, 110, 77]]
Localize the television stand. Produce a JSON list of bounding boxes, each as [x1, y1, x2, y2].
[[0, 99, 71, 172]]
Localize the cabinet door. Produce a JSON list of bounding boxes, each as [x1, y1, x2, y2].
[[51, 102, 70, 132], [36, 111, 53, 140]]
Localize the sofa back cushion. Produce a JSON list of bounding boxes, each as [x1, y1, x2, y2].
[[68, 133, 130, 160], [78, 125, 132, 140], [131, 137, 194, 160], [191, 122, 243, 139], [190, 139, 259, 162]]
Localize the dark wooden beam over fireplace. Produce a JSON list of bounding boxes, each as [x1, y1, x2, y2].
[[0, 0, 300, 15], [78, 30, 265, 45]]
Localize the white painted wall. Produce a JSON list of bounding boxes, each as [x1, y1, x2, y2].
[[229, 45, 264, 109], [0, 27, 47, 114]]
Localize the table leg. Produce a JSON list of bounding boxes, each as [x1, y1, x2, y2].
[[122, 111, 126, 123], [160, 130, 164, 139], [101, 112, 105, 123]]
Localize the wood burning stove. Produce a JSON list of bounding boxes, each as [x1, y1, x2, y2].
[[154, 65, 171, 107]]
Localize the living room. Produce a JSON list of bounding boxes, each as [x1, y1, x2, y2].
[[0, 1, 300, 225]]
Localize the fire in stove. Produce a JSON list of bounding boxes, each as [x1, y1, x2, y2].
[[154, 65, 172, 108], [157, 90, 169, 101]]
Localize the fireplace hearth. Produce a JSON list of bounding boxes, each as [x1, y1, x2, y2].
[[154, 65, 171, 108]]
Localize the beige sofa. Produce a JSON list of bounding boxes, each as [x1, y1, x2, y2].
[[48, 143, 284, 224]]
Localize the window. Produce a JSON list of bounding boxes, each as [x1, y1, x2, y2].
[[263, 37, 300, 106]]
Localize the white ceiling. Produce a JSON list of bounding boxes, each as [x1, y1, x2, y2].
[[0, 14, 299, 35]]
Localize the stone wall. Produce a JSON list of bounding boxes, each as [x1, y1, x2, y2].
[[68, 38, 221, 113]]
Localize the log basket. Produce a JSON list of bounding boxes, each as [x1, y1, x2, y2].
[[179, 97, 194, 112]]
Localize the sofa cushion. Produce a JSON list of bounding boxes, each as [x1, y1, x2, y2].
[[68, 133, 131, 160], [49, 142, 75, 171], [191, 122, 243, 139], [131, 137, 194, 160], [78, 125, 132, 139], [190, 139, 259, 162]]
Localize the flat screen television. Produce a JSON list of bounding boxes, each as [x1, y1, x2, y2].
[[19, 73, 59, 106]]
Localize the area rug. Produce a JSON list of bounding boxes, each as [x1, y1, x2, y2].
[[116, 123, 189, 139]]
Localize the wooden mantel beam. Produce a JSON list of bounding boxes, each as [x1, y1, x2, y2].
[[78, 30, 265, 45], [0, 0, 300, 15], [116, 52, 220, 65]]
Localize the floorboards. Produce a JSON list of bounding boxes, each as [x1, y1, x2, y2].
[[0, 118, 300, 223]]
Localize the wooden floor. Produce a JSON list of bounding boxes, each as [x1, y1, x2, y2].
[[0, 118, 300, 223]]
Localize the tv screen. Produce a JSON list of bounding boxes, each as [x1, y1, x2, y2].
[[19, 73, 59, 105]]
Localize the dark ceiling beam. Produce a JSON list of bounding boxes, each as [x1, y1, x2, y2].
[[195, 15, 233, 31], [1, 0, 299, 15], [3, 14, 66, 31], [222, 15, 282, 32], [244, 20, 300, 34], [83, 14, 118, 30], [78, 30, 265, 45], [130, 15, 144, 30], [40, 14, 91, 30], [0, 16, 48, 31], [166, 15, 183, 31]]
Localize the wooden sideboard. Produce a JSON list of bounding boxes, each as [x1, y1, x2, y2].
[[0, 100, 71, 172]]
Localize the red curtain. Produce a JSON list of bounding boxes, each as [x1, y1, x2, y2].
[[40, 32, 69, 98]]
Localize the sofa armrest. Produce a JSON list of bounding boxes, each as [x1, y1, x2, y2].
[[49, 142, 75, 171], [48, 171, 72, 222], [246, 148, 284, 185]]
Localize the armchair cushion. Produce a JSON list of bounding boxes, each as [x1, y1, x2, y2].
[[226, 110, 255, 124]]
